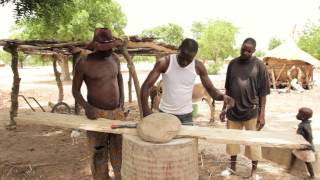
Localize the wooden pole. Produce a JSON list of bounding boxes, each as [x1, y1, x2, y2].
[[5, 43, 20, 129], [271, 68, 277, 89], [71, 52, 81, 115], [119, 40, 143, 118], [53, 54, 64, 103], [128, 67, 133, 103]]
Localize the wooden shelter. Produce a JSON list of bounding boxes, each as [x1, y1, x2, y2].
[[263, 39, 320, 89], [0, 37, 177, 129]]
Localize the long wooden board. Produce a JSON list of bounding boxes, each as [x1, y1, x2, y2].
[[12, 112, 309, 149]]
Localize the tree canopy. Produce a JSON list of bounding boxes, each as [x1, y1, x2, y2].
[[298, 23, 320, 60], [11, 0, 127, 41], [141, 23, 184, 46], [268, 37, 282, 50], [195, 20, 238, 61], [0, 0, 70, 21], [191, 21, 205, 40]]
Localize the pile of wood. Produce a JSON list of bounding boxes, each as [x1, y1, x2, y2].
[[0, 36, 177, 57]]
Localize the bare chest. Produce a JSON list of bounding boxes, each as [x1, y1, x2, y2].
[[84, 58, 118, 80]]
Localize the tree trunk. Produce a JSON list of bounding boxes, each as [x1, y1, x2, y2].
[[5, 44, 20, 129], [53, 54, 64, 103], [72, 52, 81, 115], [58, 54, 71, 81]]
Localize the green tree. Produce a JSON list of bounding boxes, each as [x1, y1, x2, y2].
[[197, 20, 238, 61], [12, 0, 127, 41], [142, 23, 184, 46], [191, 21, 205, 40], [298, 23, 320, 59], [255, 50, 266, 57], [0, 0, 70, 21], [268, 37, 282, 50]]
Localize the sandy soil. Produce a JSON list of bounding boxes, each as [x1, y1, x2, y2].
[[0, 64, 319, 179]]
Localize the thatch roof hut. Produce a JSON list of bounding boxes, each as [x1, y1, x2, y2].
[[263, 39, 319, 89]]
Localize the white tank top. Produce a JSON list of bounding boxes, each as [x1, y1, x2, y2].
[[159, 54, 197, 115]]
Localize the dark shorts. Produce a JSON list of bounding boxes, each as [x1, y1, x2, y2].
[[159, 109, 193, 125]]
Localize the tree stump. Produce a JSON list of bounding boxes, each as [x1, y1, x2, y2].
[[121, 135, 199, 180]]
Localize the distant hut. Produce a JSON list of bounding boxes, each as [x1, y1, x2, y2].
[[263, 39, 320, 89]]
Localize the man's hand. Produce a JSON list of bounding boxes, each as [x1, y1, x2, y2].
[[223, 95, 235, 110], [256, 116, 265, 131], [119, 101, 124, 111], [112, 39, 123, 47], [219, 110, 226, 122], [142, 110, 152, 118], [85, 104, 99, 120]]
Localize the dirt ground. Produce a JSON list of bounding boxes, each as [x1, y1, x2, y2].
[[0, 64, 319, 180]]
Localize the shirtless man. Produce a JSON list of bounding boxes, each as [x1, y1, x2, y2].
[[72, 28, 124, 180]]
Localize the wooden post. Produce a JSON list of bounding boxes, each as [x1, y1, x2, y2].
[[57, 54, 71, 81], [4, 43, 20, 129], [119, 39, 143, 118], [71, 52, 81, 115], [53, 54, 64, 103], [271, 68, 277, 89], [128, 68, 133, 103]]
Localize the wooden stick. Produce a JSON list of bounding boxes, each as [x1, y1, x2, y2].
[[127, 41, 176, 54], [271, 68, 277, 89], [119, 40, 143, 118], [53, 55, 64, 102], [128, 69, 133, 103]]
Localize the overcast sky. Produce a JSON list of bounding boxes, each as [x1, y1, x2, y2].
[[1, 0, 319, 50]]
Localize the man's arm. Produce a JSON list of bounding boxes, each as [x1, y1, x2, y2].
[[257, 96, 266, 130], [72, 60, 89, 109], [196, 61, 225, 100], [257, 62, 270, 130], [140, 58, 168, 117]]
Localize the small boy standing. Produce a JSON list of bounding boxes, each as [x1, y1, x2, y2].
[[288, 107, 315, 179]]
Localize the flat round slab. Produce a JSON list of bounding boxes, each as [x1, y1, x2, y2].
[[137, 113, 181, 143]]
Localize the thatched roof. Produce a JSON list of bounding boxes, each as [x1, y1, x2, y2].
[[264, 39, 320, 67]]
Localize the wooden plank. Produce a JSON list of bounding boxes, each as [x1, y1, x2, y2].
[[15, 111, 137, 136], [14, 112, 309, 149], [177, 126, 308, 149]]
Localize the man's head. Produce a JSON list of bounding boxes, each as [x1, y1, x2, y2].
[[177, 38, 198, 66], [86, 28, 116, 51], [240, 38, 256, 60], [296, 107, 313, 121]]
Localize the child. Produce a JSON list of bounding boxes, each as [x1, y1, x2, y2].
[[288, 107, 315, 179]]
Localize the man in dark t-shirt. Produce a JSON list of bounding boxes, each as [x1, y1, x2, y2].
[[220, 38, 270, 178]]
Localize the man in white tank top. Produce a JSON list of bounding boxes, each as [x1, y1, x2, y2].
[[141, 38, 234, 124]]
